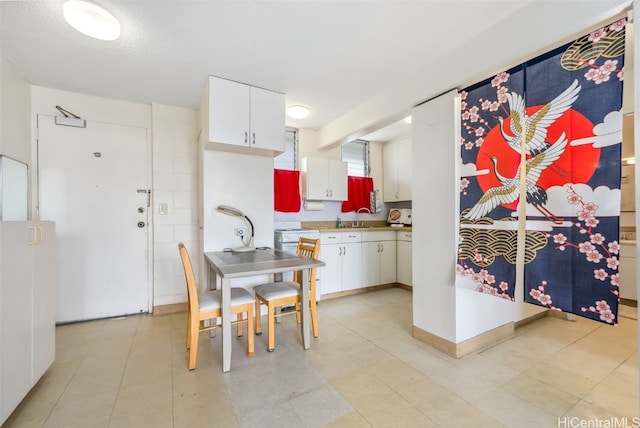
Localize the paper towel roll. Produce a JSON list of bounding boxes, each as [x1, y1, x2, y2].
[[303, 200, 324, 211]]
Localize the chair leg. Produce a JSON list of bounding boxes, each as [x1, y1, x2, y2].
[[295, 302, 301, 324], [267, 302, 276, 352], [255, 299, 262, 335], [310, 298, 319, 338], [188, 319, 199, 370], [237, 312, 244, 337], [246, 305, 254, 356]]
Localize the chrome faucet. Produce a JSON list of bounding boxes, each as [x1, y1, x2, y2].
[[355, 207, 371, 227]]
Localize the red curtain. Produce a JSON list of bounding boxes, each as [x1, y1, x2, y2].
[[274, 169, 301, 212], [341, 176, 373, 212]]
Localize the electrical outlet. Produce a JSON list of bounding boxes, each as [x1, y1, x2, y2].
[[235, 228, 245, 237]]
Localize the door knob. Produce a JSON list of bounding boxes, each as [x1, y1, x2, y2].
[[137, 221, 146, 228]]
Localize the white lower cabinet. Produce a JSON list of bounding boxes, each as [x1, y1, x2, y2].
[[362, 231, 397, 287], [1, 222, 56, 425], [396, 231, 412, 286], [320, 232, 362, 294], [619, 242, 636, 301]]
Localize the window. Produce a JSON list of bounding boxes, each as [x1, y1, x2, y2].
[[274, 128, 297, 170], [342, 139, 369, 177]]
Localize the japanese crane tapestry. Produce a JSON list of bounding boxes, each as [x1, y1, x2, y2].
[[457, 19, 626, 325]]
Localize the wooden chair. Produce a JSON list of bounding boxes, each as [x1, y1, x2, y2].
[[253, 237, 321, 351], [178, 243, 254, 370]]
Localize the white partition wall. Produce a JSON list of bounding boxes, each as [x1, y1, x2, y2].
[[411, 91, 516, 354]]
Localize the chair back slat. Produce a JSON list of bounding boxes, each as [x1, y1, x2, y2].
[[178, 243, 200, 314], [293, 237, 320, 288]]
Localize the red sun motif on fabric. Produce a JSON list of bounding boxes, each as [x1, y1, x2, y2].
[[476, 108, 600, 210]]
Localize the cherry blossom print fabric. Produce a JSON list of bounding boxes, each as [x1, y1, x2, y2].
[[457, 19, 626, 325]]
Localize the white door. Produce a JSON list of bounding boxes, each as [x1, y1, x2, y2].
[[37, 115, 150, 323]]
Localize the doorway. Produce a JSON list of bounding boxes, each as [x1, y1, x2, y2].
[[37, 115, 151, 323]]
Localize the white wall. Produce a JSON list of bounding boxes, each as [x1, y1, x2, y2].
[[0, 56, 31, 182], [151, 104, 199, 307]]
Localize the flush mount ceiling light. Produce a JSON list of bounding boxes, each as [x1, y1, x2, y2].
[[287, 105, 310, 120], [63, 0, 120, 41]]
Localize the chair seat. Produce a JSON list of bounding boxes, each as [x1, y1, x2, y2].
[[254, 281, 300, 300], [199, 287, 255, 312]]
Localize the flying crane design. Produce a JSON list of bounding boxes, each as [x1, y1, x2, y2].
[[464, 132, 568, 222]]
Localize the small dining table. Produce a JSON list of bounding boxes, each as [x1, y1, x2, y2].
[[203, 248, 325, 372]]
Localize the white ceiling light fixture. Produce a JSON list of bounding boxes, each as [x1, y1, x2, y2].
[[287, 105, 310, 120], [63, 0, 120, 41]]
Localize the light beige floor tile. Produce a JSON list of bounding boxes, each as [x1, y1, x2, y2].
[[289, 385, 353, 427], [332, 370, 437, 427], [321, 410, 372, 427], [447, 405, 508, 427], [583, 360, 639, 417], [44, 389, 117, 428], [363, 358, 426, 391], [473, 387, 556, 427], [393, 376, 470, 426], [562, 399, 631, 422], [502, 373, 581, 416], [110, 377, 173, 426], [525, 359, 599, 397]]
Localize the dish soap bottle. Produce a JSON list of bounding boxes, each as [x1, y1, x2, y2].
[[336, 216, 342, 228]]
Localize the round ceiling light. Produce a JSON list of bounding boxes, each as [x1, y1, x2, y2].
[[63, 0, 121, 41], [287, 105, 310, 120]]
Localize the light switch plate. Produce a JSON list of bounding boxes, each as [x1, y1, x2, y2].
[[159, 203, 168, 215]]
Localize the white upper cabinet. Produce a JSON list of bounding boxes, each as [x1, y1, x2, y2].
[[301, 157, 348, 201], [207, 76, 285, 155], [383, 138, 412, 202]]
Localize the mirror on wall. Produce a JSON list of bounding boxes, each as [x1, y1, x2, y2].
[[0, 155, 28, 221]]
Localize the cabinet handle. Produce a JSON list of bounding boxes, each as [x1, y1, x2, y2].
[[244, 131, 248, 144], [252, 132, 256, 145], [27, 226, 42, 245], [380, 243, 383, 253], [330, 189, 333, 197], [342, 246, 346, 256]]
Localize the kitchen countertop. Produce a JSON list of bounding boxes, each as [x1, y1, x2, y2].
[[301, 220, 411, 232]]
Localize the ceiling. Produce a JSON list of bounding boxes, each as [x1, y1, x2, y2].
[[0, 1, 631, 144]]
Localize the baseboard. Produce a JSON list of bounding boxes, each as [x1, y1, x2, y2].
[[319, 283, 397, 300], [153, 302, 186, 316], [412, 322, 514, 358], [514, 310, 548, 329]]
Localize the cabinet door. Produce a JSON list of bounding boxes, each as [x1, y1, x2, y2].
[[250, 86, 285, 151], [327, 159, 348, 201], [379, 240, 397, 284], [0, 223, 33, 422], [361, 241, 380, 287], [303, 157, 329, 200], [209, 77, 250, 146], [619, 243, 636, 300], [397, 240, 412, 286], [383, 142, 399, 202], [341, 242, 362, 291], [397, 139, 412, 201], [32, 222, 56, 381], [320, 243, 343, 294]]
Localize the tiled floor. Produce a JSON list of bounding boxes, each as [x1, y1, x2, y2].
[[3, 287, 638, 427]]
